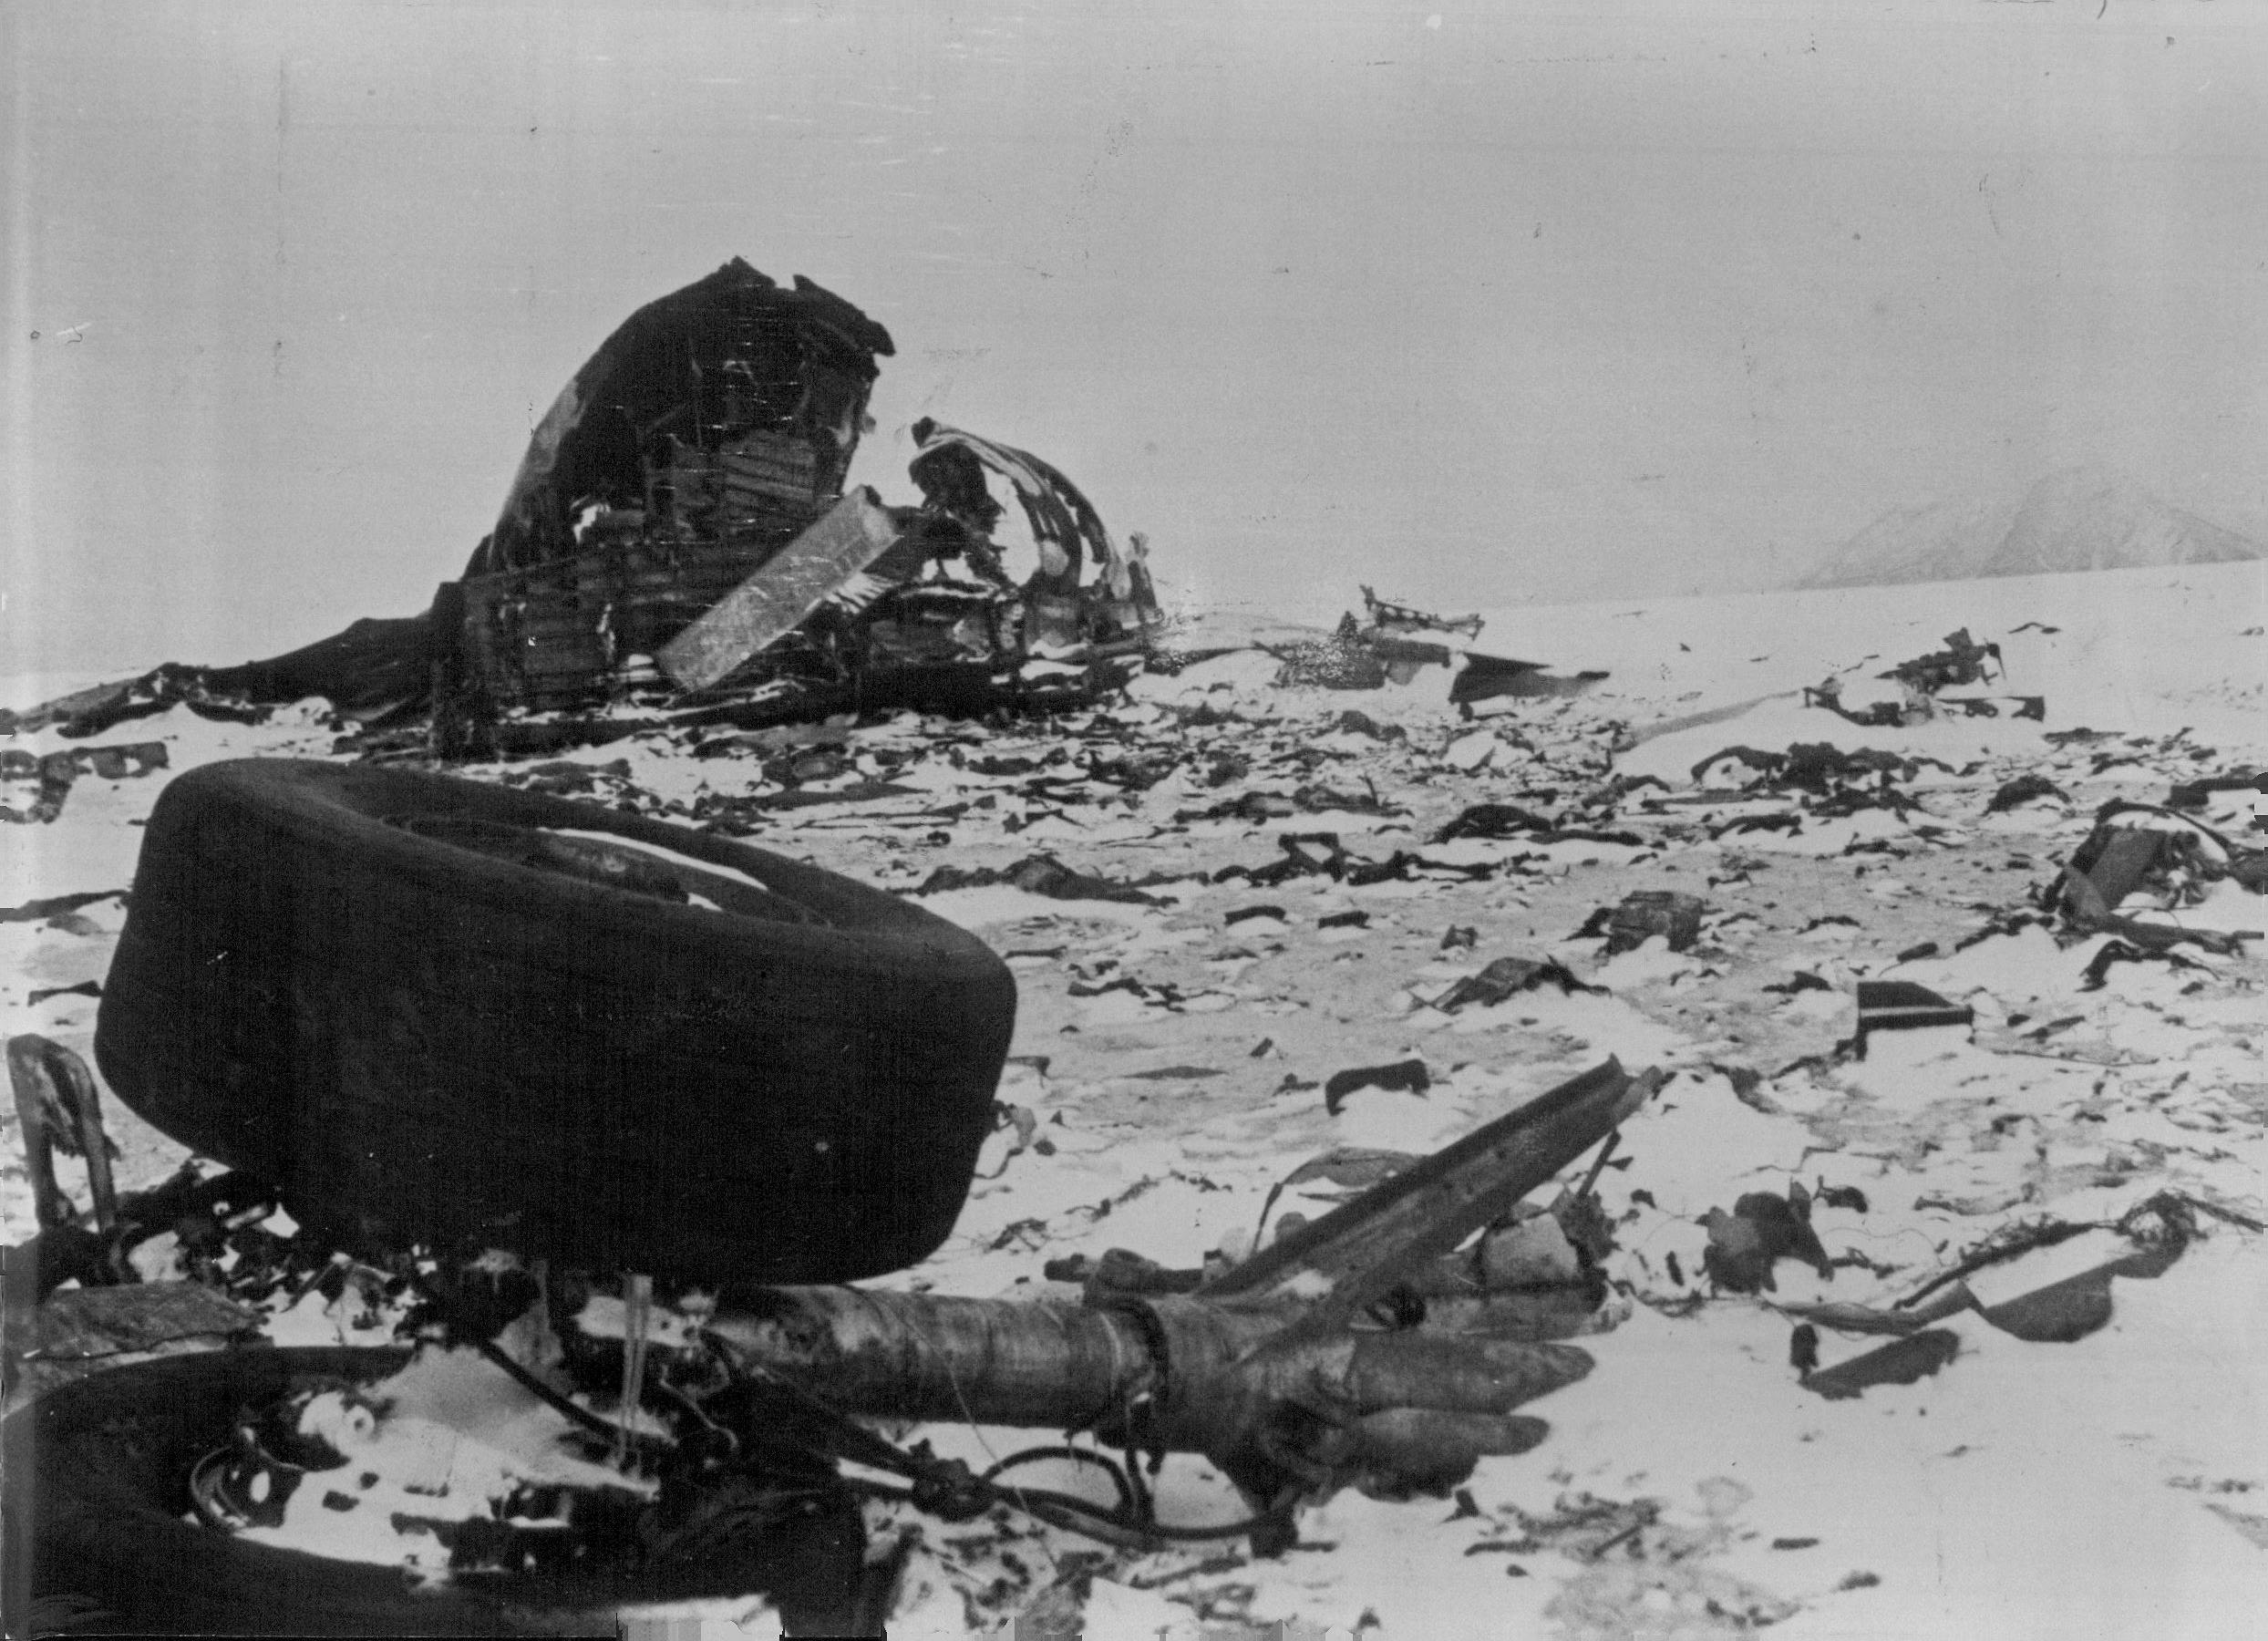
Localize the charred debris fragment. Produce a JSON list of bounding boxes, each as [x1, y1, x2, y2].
[[1268, 586, 1608, 709], [1802, 627, 2039, 728], [10, 260, 1165, 761]]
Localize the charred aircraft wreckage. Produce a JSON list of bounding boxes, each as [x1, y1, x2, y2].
[[97, 259, 1165, 756], [12, 259, 1595, 754]]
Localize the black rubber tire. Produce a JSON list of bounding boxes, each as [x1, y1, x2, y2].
[[94, 759, 1015, 1286], [1, 1347, 868, 1636]]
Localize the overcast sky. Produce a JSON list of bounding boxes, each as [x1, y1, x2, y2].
[[5, 0, 2262, 673]]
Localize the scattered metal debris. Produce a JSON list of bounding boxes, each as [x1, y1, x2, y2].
[[1851, 980, 1975, 1050], [1, 745, 168, 825], [1883, 627, 2002, 694], [1429, 956, 1602, 1012], [1362, 586, 1484, 642], [1698, 1184, 1833, 1295], [1579, 890, 1706, 955]]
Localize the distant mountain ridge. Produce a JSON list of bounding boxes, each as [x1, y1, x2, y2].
[[1797, 466, 2263, 590]]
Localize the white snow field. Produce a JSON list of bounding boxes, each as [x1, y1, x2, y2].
[[5, 560, 2263, 1638]]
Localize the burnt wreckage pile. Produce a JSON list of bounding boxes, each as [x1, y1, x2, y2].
[[447, 260, 1158, 725], [84, 260, 1163, 754]]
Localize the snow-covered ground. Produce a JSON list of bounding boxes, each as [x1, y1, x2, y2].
[[5, 562, 2264, 1638]]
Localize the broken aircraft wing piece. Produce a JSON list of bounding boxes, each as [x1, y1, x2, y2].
[[659, 488, 904, 692]]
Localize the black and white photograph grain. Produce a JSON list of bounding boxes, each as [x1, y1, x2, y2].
[[4, 3, 2263, 1637]]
